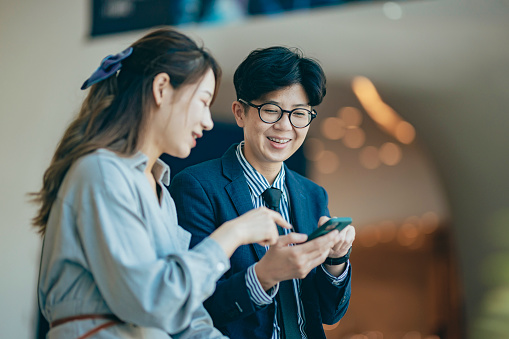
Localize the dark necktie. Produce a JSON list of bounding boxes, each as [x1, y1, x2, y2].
[[261, 187, 301, 339]]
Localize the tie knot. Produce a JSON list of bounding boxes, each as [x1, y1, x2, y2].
[[262, 187, 282, 212]]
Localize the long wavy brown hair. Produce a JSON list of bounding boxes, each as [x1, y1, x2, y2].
[[31, 28, 221, 235]]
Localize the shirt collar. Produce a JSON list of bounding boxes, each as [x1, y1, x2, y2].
[[235, 141, 286, 199], [131, 152, 170, 186]]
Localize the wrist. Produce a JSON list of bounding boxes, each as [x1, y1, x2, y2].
[[325, 246, 352, 266], [210, 222, 241, 257], [254, 261, 277, 291]]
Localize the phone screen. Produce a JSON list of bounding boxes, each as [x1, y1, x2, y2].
[[306, 217, 352, 242]]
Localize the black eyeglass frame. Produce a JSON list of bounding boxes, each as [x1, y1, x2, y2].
[[238, 98, 317, 128]]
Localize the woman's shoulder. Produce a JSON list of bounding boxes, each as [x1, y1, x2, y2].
[[72, 149, 130, 177], [63, 149, 142, 194]]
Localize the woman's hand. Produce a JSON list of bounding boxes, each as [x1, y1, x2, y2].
[[209, 207, 292, 257]]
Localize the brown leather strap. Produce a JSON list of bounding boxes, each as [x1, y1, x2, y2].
[[51, 314, 123, 339], [51, 314, 121, 328], [77, 320, 119, 339]]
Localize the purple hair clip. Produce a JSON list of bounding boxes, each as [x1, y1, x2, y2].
[[80, 47, 133, 90]]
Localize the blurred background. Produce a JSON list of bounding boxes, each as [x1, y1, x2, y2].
[[1, 0, 508, 338]]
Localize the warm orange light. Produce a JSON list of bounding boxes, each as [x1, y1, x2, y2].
[[403, 331, 423, 339], [352, 76, 416, 144], [401, 223, 419, 239], [379, 142, 402, 166], [408, 234, 425, 250], [343, 127, 365, 149], [321, 117, 346, 140], [395, 121, 416, 144], [359, 146, 380, 169], [364, 331, 384, 339], [338, 106, 363, 127], [398, 223, 418, 246]]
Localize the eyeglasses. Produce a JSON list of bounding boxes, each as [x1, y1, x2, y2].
[[239, 99, 317, 128]]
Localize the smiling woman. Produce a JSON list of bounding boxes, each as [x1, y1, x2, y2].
[[30, 27, 290, 339]]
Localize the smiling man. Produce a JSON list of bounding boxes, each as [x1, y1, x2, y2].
[[169, 47, 355, 339]]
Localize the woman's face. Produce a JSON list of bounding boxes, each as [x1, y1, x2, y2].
[[156, 68, 215, 158]]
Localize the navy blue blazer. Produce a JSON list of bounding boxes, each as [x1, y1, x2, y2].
[[169, 144, 351, 339]]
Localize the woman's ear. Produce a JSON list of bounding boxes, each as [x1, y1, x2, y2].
[[232, 101, 245, 128], [152, 73, 171, 106]]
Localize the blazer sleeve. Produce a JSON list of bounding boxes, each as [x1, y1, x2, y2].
[[170, 171, 260, 327], [314, 264, 351, 324]]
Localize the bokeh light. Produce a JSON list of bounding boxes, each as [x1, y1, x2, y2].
[[343, 127, 366, 149], [398, 222, 419, 246], [419, 212, 439, 234], [359, 146, 381, 169], [383, 2, 403, 20], [338, 106, 363, 127], [402, 331, 422, 339], [352, 76, 416, 145], [321, 117, 346, 140], [379, 142, 402, 166], [396, 121, 416, 144]]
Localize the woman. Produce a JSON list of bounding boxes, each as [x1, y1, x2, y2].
[[32, 28, 291, 339]]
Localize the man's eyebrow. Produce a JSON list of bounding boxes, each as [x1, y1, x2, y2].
[[263, 100, 311, 108]]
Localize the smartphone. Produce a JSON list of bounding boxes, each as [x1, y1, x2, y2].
[[306, 217, 352, 242]]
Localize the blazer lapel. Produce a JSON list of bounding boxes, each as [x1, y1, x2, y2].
[[285, 166, 314, 234], [222, 144, 266, 260]]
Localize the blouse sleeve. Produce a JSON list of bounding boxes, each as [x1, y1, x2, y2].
[[70, 155, 229, 334]]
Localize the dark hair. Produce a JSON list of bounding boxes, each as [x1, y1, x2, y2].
[[31, 28, 221, 235], [233, 46, 326, 106]]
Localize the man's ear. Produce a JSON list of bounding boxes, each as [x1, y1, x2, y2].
[[152, 73, 171, 106], [232, 101, 246, 128]]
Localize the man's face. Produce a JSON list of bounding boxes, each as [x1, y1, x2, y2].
[[233, 83, 311, 172]]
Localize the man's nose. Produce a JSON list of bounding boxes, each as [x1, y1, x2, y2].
[[273, 111, 293, 129]]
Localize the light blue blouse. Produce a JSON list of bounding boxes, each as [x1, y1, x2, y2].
[[38, 149, 229, 338]]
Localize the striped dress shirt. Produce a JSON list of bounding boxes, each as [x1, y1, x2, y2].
[[236, 142, 349, 339]]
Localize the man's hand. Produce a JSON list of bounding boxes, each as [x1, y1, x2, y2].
[[317, 216, 356, 276], [318, 216, 355, 258], [255, 230, 341, 291]]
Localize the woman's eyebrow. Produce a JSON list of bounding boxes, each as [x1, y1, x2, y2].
[[202, 90, 213, 98]]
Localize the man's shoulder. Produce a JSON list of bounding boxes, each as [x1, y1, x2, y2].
[[171, 157, 223, 185], [182, 157, 223, 174], [286, 167, 324, 191], [172, 143, 239, 182]]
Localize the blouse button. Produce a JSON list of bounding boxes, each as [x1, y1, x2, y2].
[[216, 262, 226, 272]]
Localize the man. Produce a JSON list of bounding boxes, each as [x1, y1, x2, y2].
[[169, 46, 355, 339]]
